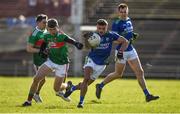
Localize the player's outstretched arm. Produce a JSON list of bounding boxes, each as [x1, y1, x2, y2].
[[64, 37, 83, 50], [114, 36, 128, 59], [115, 36, 129, 51]]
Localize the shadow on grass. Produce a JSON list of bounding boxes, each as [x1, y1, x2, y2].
[[16, 104, 31, 108], [44, 105, 75, 109], [86, 100, 102, 104], [15, 104, 75, 109]]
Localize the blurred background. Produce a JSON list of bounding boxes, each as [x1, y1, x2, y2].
[[0, 0, 179, 78]]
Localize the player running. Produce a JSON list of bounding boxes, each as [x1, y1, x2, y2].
[[64, 19, 129, 108], [22, 18, 83, 106], [95, 3, 159, 102], [26, 14, 48, 103]]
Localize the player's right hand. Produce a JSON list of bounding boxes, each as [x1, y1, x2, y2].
[[39, 48, 49, 59], [75, 42, 83, 50], [83, 32, 93, 38], [117, 50, 123, 59]]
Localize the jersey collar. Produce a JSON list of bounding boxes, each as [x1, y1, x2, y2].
[[36, 26, 45, 32], [118, 17, 130, 21]]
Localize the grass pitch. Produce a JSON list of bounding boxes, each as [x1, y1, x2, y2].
[[0, 76, 180, 113]]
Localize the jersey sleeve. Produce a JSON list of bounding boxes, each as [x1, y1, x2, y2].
[[111, 31, 121, 41], [125, 32, 133, 41], [63, 34, 69, 41], [111, 20, 119, 33], [28, 35, 36, 45]]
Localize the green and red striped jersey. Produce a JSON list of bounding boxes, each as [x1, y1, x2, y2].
[[28, 27, 47, 66], [44, 32, 69, 65]]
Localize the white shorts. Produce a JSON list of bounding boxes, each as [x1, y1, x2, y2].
[[83, 57, 106, 80], [115, 48, 139, 64], [44, 59, 69, 77]]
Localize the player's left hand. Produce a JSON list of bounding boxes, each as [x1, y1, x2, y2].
[[39, 42, 49, 59], [75, 42, 83, 50], [117, 50, 123, 59], [130, 32, 139, 44]]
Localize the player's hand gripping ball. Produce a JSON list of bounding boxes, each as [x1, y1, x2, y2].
[[87, 32, 101, 48]]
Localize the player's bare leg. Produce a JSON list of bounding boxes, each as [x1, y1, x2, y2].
[[22, 64, 51, 106], [128, 58, 146, 90], [54, 76, 71, 102], [77, 66, 93, 108], [36, 79, 46, 94], [128, 58, 159, 102], [33, 65, 46, 103], [33, 78, 46, 103], [54, 76, 64, 92], [96, 63, 125, 99], [103, 63, 125, 84]]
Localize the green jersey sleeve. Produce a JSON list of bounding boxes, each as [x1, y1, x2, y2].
[[61, 34, 69, 41], [28, 35, 37, 45]]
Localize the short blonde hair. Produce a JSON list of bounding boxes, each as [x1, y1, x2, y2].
[[96, 19, 108, 26]]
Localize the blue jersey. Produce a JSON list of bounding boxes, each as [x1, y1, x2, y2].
[[88, 31, 120, 65], [112, 17, 134, 51]]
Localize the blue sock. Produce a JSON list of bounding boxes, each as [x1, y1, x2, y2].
[[143, 89, 150, 96], [80, 96, 84, 104], [71, 85, 77, 92], [99, 82, 104, 89]]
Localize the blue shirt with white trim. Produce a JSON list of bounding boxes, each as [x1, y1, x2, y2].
[[112, 17, 134, 51], [88, 31, 120, 65]]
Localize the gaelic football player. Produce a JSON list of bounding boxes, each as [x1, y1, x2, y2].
[[96, 3, 159, 102], [26, 14, 48, 103], [64, 19, 128, 108], [22, 18, 83, 106]]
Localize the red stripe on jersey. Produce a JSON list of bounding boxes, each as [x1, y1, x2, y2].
[[50, 42, 65, 48], [35, 39, 44, 46]]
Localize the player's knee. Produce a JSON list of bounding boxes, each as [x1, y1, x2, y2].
[[115, 72, 123, 78]]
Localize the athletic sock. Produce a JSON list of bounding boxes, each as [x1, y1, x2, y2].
[[80, 96, 84, 104], [99, 82, 105, 89], [143, 89, 150, 96], [27, 92, 34, 101], [71, 85, 77, 92]]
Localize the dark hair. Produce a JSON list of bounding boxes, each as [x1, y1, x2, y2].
[[96, 19, 108, 26], [118, 3, 128, 11], [47, 18, 59, 28], [36, 14, 48, 22]]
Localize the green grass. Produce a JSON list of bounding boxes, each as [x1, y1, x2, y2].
[[0, 76, 180, 113]]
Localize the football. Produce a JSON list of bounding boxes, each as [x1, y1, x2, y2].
[[87, 32, 101, 47]]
